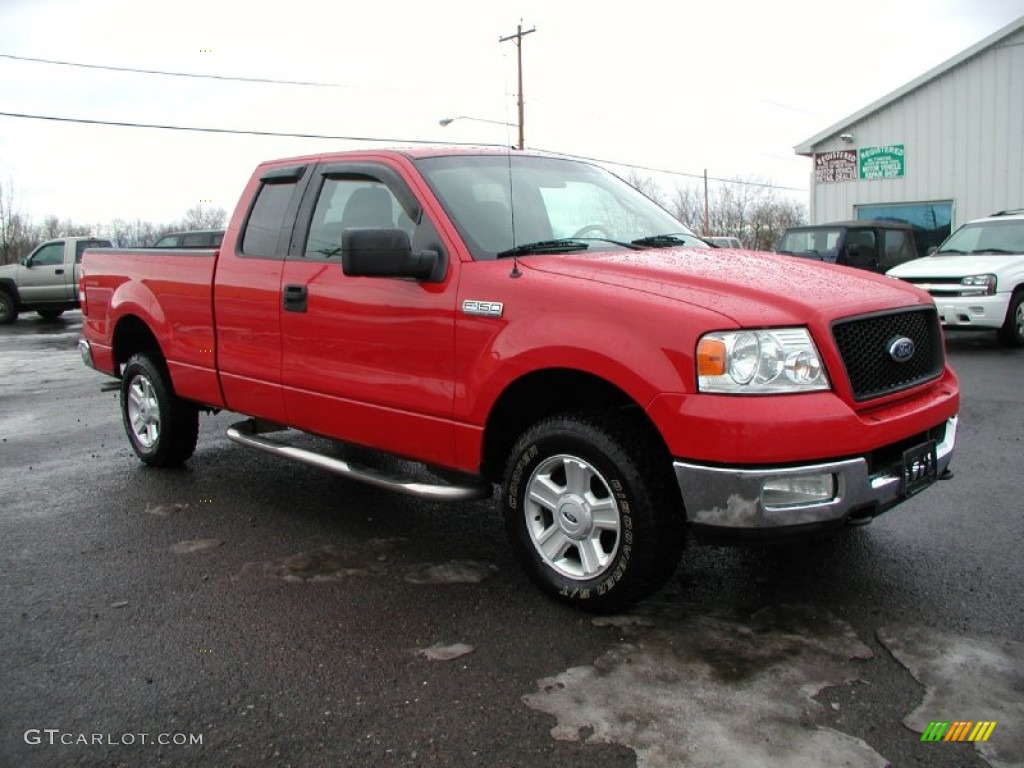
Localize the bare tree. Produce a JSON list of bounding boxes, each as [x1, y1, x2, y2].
[[182, 204, 227, 230], [664, 177, 807, 249], [106, 218, 161, 247], [0, 174, 32, 264], [666, 185, 704, 233], [747, 196, 807, 251], [623, 170, 666, 207], [39, 216, 93, 240]]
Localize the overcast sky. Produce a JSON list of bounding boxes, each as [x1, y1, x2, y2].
[[1, 0, 1023, 228]]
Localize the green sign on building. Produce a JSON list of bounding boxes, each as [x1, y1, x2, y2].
[[859, 145, 905, 179]]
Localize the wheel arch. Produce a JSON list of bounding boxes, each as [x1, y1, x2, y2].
[[112, 315, 166, 373], [480, 367, 671, 484], [0, 278, 20, 304]]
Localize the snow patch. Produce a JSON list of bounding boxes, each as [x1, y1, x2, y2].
[[524, 604, 888, 768], [878, 626, 1024, 768]]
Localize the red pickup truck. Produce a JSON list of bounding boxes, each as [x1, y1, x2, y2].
[[80, 148, 959, 611]]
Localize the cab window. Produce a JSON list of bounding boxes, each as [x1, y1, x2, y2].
[[305, 179, 416, 259], [30, 243, 64, 266]]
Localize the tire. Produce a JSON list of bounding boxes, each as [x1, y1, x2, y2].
[[120, 353, 199, 467], [0, 291, 18, 325], [37, 309, 64, 320], [502, 412, 684, 613], [997, 290, 1024, 347]]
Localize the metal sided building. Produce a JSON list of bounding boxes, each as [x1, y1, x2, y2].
[[795, 15, 1024, 254]]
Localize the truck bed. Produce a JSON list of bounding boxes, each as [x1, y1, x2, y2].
[[81, 248, 223, 407]]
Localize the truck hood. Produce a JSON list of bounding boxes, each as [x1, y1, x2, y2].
[[0, 263, 18, 279], [887, 253, 1024, 278], [522, 248, 929, 326]]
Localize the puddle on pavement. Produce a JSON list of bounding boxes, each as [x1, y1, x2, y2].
[[170, 539, 224, 554], [236, 543, 392, 583], [403, 560, 498, 585], [417, 642, 475, 661], [145, 502, 192, 516], [878, 626, 1024, 767], [234, 540, 496, 588], [524, 604, 889, 768]]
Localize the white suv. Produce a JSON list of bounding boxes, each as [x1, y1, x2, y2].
[[887, 209, 1024, 347]]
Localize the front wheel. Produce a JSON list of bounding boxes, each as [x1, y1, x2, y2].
[[120, 353, 199, 467], [502, 413, 684, 613], [0, 291, 18, 324], [998, 291, 1024, 347]]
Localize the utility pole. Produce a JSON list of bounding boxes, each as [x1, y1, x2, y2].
[[703, 168, 710, 235], [499, 22, 536, 150]]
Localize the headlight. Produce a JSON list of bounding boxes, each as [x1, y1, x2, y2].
[[696, 328, 829, 394], [959, 274, 997, 296]]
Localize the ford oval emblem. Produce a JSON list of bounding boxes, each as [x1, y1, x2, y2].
[[888, 336, 916, 363]]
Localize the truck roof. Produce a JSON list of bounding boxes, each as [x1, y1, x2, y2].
[[255, 146, 568, 167]]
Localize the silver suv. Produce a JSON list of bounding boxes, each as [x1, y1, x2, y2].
[[887, 210, 1024, 347]]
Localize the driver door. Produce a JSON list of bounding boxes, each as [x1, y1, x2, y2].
[[18, 241, 68, 302], [279, 161, 460, 468]]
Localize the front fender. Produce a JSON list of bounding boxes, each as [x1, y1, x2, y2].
[[457, 310, 693, 426]]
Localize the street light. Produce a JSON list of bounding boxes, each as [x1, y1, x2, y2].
[[439, 115, 516, 129]]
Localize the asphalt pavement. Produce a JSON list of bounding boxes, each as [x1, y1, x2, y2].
[[1, 312, 1021, 768]]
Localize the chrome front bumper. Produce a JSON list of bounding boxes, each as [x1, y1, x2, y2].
[[78, 338, 94, 369], [674, 416, 957, 533]]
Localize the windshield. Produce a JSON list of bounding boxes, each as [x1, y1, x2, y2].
[[414, 154, 706, 260], [777, 228, 841, 258], [938, 219, 1024, 254]]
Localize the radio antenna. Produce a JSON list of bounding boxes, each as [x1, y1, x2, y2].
[[499, 22, 534, 278]]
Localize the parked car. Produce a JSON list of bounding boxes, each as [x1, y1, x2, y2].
[[887, 209, 1024, 346], [705, 236, 743, 249], [0, 236, 113, 323], [777, 220, 920, 273], [153, 229, 224, 248]]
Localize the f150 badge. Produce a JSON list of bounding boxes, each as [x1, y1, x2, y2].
[[462, 300, 504, 318]]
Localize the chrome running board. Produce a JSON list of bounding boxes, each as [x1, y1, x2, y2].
[[226, 419, 492, 502]]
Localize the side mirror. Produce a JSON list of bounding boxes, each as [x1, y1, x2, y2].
[[20, 257, 32, 267], [341, 229, 440, 281]]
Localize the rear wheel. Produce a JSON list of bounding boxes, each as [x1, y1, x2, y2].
[[120, 353, 199, 467], [502, 412, 684, 613], [0, 291, 17, 324], [998, 290, 1024, 347], [37, 309, 64, 320]]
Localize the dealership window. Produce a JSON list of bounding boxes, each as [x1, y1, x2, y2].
[[856, 201, 953, 254]]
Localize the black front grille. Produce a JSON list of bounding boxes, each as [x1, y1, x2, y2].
[[832, 307, 944, 401]]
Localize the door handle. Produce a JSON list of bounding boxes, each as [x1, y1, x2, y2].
[[283, 284, 308, 313], [55, 268, 64, 275]]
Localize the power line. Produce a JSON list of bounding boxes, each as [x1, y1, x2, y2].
[[0, 110, 808, 193], [535, 148, 809, 193], [0, 52, 345, 87], [0, 110, 495, 146]]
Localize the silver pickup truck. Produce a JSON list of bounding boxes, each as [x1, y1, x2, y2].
[[0, 236, 112, 323]]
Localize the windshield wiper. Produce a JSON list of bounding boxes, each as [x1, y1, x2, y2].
[[496, 239, 590, 258], [970, 248, 1014, 254], [630, 233, 693, 248], [574, 237, 643, 250], [936, 248, 966, 254]]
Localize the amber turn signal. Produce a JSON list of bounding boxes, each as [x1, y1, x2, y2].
[[697, 338, 727, 376]]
